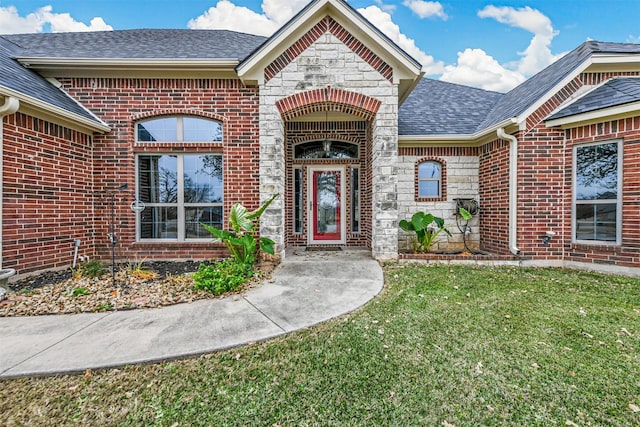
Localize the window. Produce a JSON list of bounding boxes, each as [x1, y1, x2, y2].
[[574, 141, 621, 243], [351, 167, 360, 232], [294, 140, 358, 159], [137, 116, 222, 142], [417, 161, 441, 197], [293, 168, 303, 234], [137, 154, 223, 240]]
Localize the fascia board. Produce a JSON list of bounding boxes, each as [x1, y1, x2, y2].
[[545, 101, 640, 128], [515, 57, 594, 126], [18, 57, 240, 68], [0, 85, 111, 134], [398, 118, 518, 147], [18, 58, 241, 79]]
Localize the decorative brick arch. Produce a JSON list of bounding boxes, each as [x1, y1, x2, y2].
[[130, 109, 226, 124], [276, 87, 381, 122]]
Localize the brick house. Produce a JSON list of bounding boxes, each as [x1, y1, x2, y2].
[[2, 0, 640, 277]]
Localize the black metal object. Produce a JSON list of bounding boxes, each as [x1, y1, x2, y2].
[[454, 198, 479, 253]]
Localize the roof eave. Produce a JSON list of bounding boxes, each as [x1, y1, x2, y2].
[[399, 118, 518, 147], [545, 101, 640, 129], [1, 85, 111, 134], [17, 57, 242, 78]]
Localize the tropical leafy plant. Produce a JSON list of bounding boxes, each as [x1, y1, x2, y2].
[[399, 211, 451, 253], [201, 193, 279, 265]]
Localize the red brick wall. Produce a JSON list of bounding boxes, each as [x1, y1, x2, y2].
[[60, 77, 260, 263], [2, 113, 97, 274], [506, 70, 640, 266], [478, 139, 511, 254], [564, 119, 640, 267]]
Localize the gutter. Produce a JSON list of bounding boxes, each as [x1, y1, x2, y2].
[[0, 96, 20, 269], [497, 127, 521, 256], [398, 118, 518, 146]]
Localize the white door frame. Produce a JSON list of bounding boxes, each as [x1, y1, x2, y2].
[[307, 165, 346, 245]]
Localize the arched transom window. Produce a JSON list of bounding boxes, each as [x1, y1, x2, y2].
[[294, 140, 359, 159], [137, 116, 222, 142]]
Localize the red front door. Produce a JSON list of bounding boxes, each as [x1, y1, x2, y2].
[[311, 169, 342, 242]]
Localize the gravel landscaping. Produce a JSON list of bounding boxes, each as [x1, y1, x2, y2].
[[0, 260, 274, 317]]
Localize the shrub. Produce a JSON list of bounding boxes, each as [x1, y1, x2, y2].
[[193, 259, 253, 295], [80, 260, 108, 278]]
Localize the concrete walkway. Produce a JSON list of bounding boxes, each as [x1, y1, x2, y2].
[[0, 249, 383, 378]]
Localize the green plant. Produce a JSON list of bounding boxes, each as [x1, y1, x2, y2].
[[97, 302, 113, 311], [202, 193, 279, 265], [192, 259, 253, 295], [71, 287, 90, 297], [399, 211, 451, 253], [80, 260, 108, 279]]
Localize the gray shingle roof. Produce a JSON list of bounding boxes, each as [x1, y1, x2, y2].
[[547, 77, 640, 120], [0, 37, 100, 124], [4, 29, 266, 60], [399, 78, 503, 135], [479, 41, 640, 130]]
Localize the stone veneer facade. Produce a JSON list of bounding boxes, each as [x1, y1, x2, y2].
[[397, 146, 480, 252], [259, 21, 399, 260]]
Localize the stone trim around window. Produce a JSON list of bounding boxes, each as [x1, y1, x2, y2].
[[414, 156, 447, 202]]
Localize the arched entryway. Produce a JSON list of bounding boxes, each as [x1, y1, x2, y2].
[[276, 87, 380, 249]]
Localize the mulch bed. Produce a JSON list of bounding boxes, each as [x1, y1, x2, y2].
[[0, 261, 275, 317]]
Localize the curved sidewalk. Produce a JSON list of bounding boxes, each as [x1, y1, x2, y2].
[[0, 249, 383, 379]]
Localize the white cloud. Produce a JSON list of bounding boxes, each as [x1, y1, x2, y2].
[[402, 1, 448, 20], [357, 5, 444, 74], [440, 48, 525, 92], [478, 5, 562, 76], [188, 0, 307, 36], [0, 5, 112, 34], [441, 5, 564, 92]]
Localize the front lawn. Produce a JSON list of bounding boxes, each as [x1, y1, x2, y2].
[[1, 265, 639, 426]]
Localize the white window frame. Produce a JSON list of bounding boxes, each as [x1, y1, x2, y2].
[[572, 139, 622, 245], [135, 153, 223, 242], [418, 160, 442, 198], [136, 116, 222, 143]]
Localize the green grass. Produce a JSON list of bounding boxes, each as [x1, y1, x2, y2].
[[2, 265, 639, 426]]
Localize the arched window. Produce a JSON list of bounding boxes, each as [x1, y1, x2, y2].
[[417, 161, 442, 198], [136, 116, 222, 142], [294, 140, 359, 159]]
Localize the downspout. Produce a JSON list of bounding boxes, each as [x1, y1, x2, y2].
[[0, 96, 20, 269], [497, 127, 521, 256]]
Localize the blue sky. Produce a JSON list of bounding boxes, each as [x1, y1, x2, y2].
[[2, 0, 640, 92]]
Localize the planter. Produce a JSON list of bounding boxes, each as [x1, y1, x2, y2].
[[0, 268, 16, 300]]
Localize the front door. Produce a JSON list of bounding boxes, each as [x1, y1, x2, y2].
[[309, 167, 345, 245]]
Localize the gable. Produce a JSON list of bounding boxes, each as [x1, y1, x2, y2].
[[237, 0, 422, 99], [265, 16, 392, 84]]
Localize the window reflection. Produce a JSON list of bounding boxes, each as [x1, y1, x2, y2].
[[295, 141, 358, 159], [137, 116, 222, 142]]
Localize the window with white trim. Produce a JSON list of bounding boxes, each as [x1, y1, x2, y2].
[[137, 116, 222, 142], [417, 161, 441, 197], [574, 140, 622, 243], [136, 154, 223, 240]]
